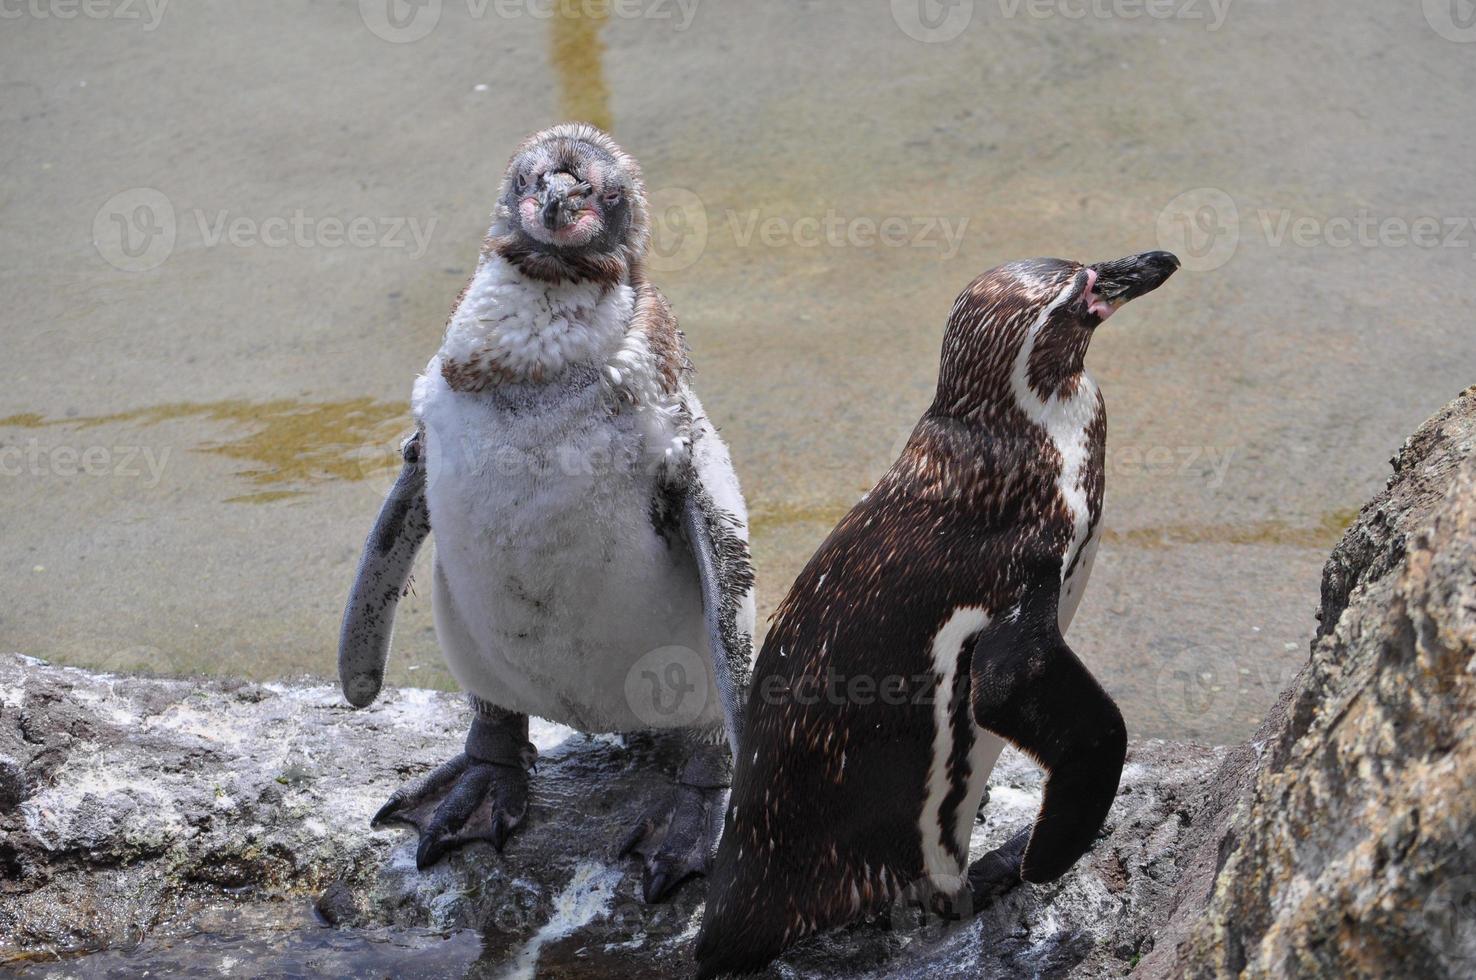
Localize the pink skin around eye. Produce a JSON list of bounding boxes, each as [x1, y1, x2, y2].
[[1083, 267, 1115, 320]]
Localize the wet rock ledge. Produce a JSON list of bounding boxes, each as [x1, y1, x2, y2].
[[2, 386, 1475, 979]]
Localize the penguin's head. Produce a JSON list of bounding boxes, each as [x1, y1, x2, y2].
[[936, 250, 1179, 408], [486, 122, 650, 285]]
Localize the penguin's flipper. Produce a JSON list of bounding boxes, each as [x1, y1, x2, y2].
[[610, 485, 751, 904], [338, 430, 430, 708], [680, 486, 755, 754], [969, 571, 1127, 890]]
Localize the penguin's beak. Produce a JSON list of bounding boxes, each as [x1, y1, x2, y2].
[[1083, 250, 1180, 320], [538, 171, 592, 232]]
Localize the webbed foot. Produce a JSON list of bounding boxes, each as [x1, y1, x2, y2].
[[619, 741, 730, 903], [965, 826, 1030, 905], [372, 705, 536, 870]]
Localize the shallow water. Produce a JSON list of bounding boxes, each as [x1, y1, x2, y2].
[[3, 1, 1475, 745]]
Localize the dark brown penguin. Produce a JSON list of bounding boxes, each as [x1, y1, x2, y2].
[[694, 251, 1179, 977]]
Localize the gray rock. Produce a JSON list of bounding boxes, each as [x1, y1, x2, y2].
[[0, 652, 1225, 977], [1163, 386, 1476, 978], [0, 754, 28, 813]]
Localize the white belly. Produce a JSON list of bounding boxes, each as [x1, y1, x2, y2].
[[415, 364, 718, 732], [1058, 522, 1100, 635]]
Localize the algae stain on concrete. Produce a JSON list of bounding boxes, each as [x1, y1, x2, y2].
[[550, 3, 612, 132], [0, 399, 410, 503]]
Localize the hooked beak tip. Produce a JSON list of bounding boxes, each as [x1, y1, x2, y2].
[[1086, 249, 1180, 315]]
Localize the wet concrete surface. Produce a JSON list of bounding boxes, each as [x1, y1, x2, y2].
[[2, 0, 1475, 744]]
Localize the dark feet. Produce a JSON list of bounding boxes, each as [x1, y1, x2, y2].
[[966, 826, 1030, 905], [619, 742, 730, 903], [372, 708, 536, 870]]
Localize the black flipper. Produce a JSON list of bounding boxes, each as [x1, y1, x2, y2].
[[613, 490, 752, 904], [969, 572, 1126, 890], [680, 489, 753, 754], [338, 431, 430, 708]]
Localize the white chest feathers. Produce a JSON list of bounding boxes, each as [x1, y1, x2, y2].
[[439, 255, 633, 386], [406, 258, 709, 729], [417, 254, 689, 474], [1008, 314, 1101, 581]]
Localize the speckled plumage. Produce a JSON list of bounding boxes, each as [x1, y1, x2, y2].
[[697, 253, 1178, 977], [339, 125, 756, 897]]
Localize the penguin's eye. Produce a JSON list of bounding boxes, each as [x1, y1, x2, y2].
[[514, 174, 530, 194], [602, 189, 623, 207]]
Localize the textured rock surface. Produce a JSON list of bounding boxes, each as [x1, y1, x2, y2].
[[3, 387, 1475, 978], [1166, 387, 1476, 978], [0, 654, 1225, 977]]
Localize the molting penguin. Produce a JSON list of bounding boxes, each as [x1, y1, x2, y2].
[[338, 123, 756, 903], [695, 251, 1179, 976]]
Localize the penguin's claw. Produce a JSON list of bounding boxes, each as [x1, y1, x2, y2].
[[371, 752, 530, 869], [965, 827, 1031, 907], [619, 782, 726, 903]]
